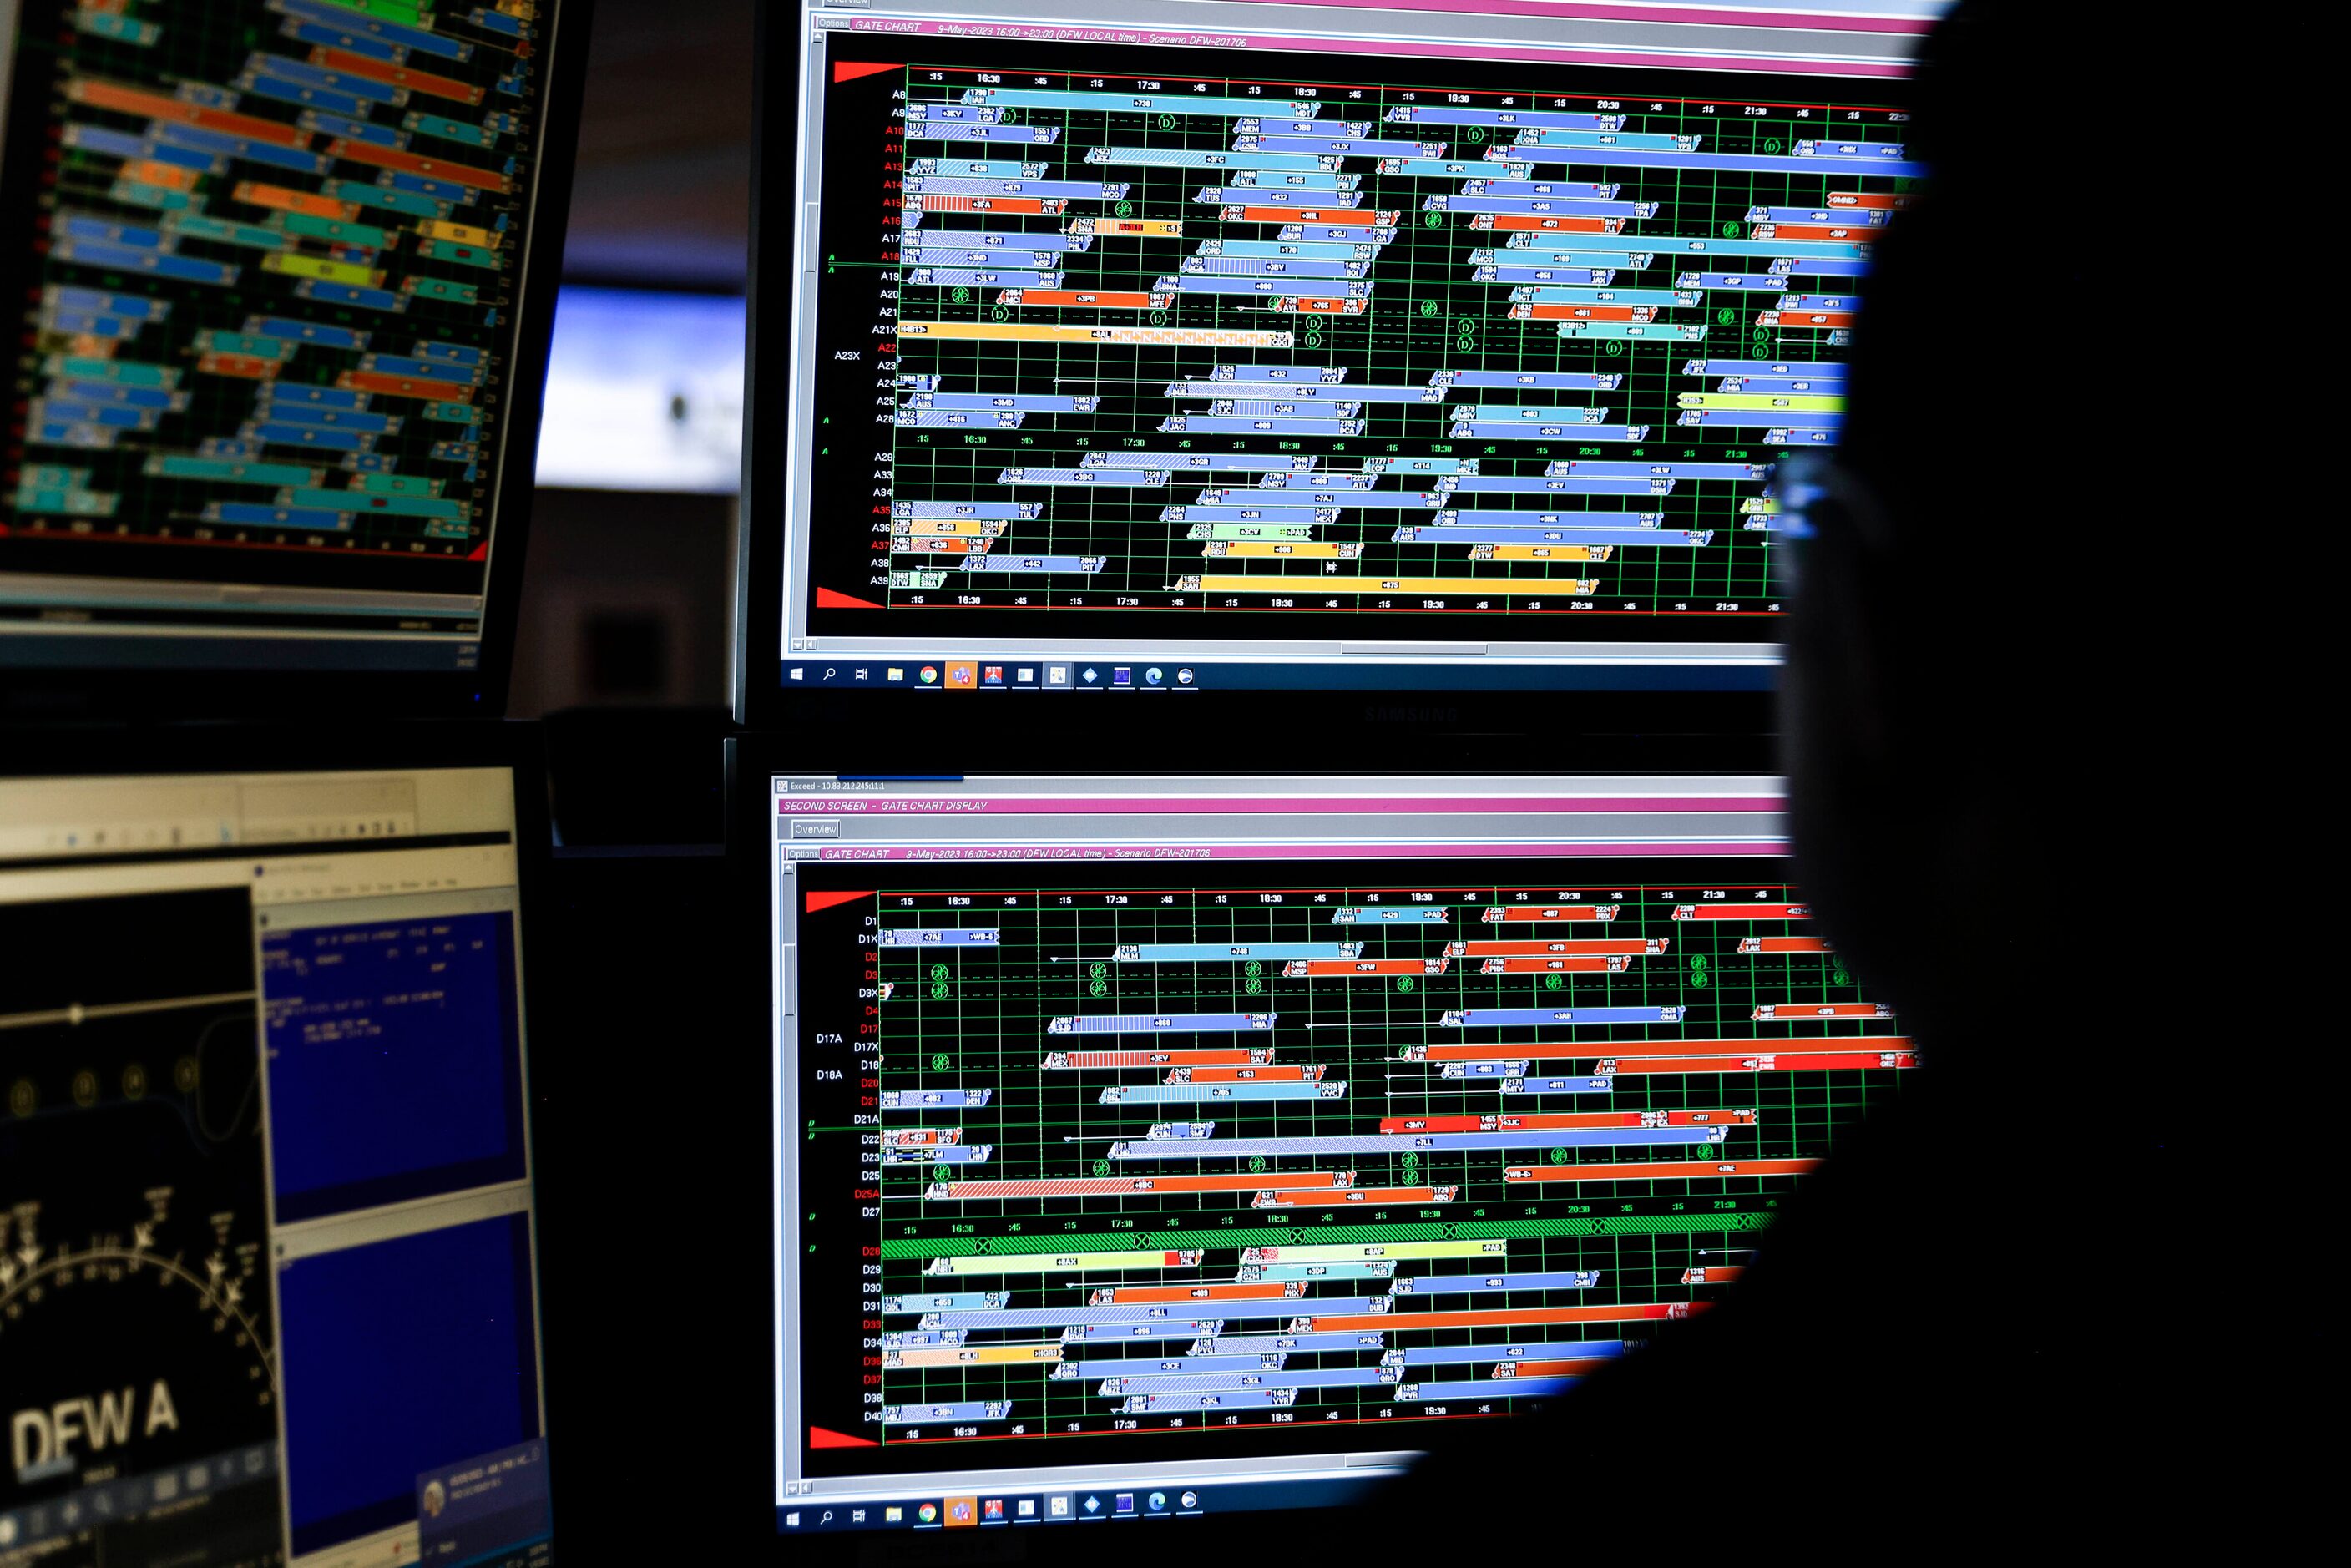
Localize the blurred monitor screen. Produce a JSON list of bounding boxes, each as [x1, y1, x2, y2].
[[0, 0, 582, 681], [535, 287, 745, 494]]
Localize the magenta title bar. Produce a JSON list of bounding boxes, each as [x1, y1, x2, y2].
[[786, 795, 1782, 815]]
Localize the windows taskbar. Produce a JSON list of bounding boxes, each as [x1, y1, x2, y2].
[[774, 659, 1772, 692]]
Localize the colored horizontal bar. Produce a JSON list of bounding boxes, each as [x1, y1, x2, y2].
[[1393, 1272, 1600, 1296], [1074, 1355, 1285, 1377], [1504, 1160, 1819, 1182], [1052, 1013, 1275, 1034], [882, 1403, 1012, 1424], [878, 928, 999, 945], [1445, 1007, 1683, 1028], [1408, 1377, 1575, 1399], [933, 1298, 1377, 1330], [264, 253, 382, 288], [310, 45, 483, 105], [892, 1344, 1061, 1368], [1187, 576, 1595, 596], [68, 78, 309, 146], [1102, 1282, 1300, 1304], [54, 240, 239, 286], [285, 488, 461, 518], [339, 370, 471, 401], [1452, 422, 1652, 439], [1753, 1003, 1890, 1020], [1119, 943, 1352, 962], [1451, 939, 1662, 957], [1102, 1083, 1342, 1105], [294, 280, 402, 311], [148, 456, 317, 485], [212, 503, 351, 529], [1515, 144, 1921, 176], [1417, 1035, 1909, 1063], [1118, 1126, 1707, 1158], [932, 1172, 1344, 1198], [1259, 1187, 1453, 1206], [1741, 937, 1832, 953], [927, 1251, 1201, 1277], [1174, 1065, 1323, 1081], [329, 138, 507, 191], [1381, 1109, 1748, 1133], [1046, 1050, 1267, 1070], [1249, 1241, 1504, 1265], [903, 321, 1292, 347], [1397, 1339, 1625, 1366]]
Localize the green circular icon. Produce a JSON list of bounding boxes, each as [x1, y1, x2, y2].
[[929, 981, 949, 1000], [931, 964, 950, 981], [1455, 318, 1476, 335], [1833, 966, 1853, 989], [1094, 1158, 1112, 1176], [1455, 336, 1475, 354], [1545, 972, 1565, 991], [1115, 200, 1134, 218], [1466, 127, 1486, 144], [931, 1052, 950, 1070], [1089, 979, 1108, 998], [1602, 340, 1625, 357], [1715, 306, 1735, 325], [1156, 114, 1176, 130], [1423, 210, 1443, 229], [1245, 977, 1264, 995], [1550, 1146, 1570, 1165], [1150, 311, 1168, 326], [1248, 1154, 1268, 1174], [950, 286, 970, 304], [1244, 960, 1263, 977], [1303, 330, 1323, 347], [1721, 220, 1742, 239], [991, 306, 1009, 322], [1090, 961, 1108, 979], [1762, 138, 1782, 154], [1395, 975, 1415, 994], [1420, 300, 1438, 317]]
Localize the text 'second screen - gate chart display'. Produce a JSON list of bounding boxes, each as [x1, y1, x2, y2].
[[797, 40, 1907, 645]]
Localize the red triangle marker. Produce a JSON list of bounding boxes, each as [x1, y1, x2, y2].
[[832, 61, 900, 83], [809, 1425, 879, 1449], [815, 586, 885, 609], [804, 888, 874, 914]]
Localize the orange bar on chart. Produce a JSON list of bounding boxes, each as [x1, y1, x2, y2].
[[1504, 1159, 1819, 1183]]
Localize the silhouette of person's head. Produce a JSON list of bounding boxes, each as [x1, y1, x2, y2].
[[1780, 3, 2161, 1048]]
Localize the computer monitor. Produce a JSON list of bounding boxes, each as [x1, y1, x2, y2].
[[739, 757, 1914, 1539], [0, 0, 591, 714], [738, 0, 1942, 716], [0, 734, 554, 1565]]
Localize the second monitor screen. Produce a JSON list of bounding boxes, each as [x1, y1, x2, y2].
[[772, 16, 1909, 690]]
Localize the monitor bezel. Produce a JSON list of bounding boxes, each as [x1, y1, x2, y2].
[[724, 728, 1785, 1557], [725, 0, 1923, 731]]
